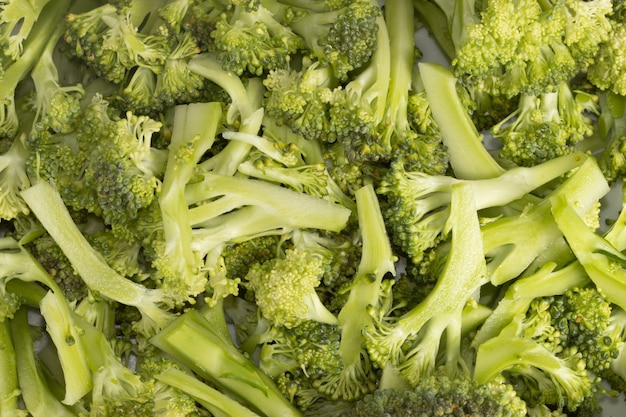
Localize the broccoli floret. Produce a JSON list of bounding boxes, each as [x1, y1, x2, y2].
[[0, 0, 72, 138], [431, 0, 614, 97], [271, 0, 381, 81], [348, 368, 527, 417], [588, 19, 626, 96], [590, 91, 626, 183], [210, 3, 303, 76], [378, 152, 588, 266], [305, 183, 396, 402], [492, 81, 599, 167], [63, 1, 211, 115], [245, 247, 338, 328], [474, 296, 600, 414], [364, 181, 488, 386]]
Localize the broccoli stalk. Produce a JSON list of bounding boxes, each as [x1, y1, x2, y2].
[[419, 62, 505, 179], [185, 171, 352, 257], [151, 306, 304, 417], [310, 183, 397, 401], [9, 307, 79, 417], [21, 180, 176, 337], [0, 318, 27, 417], [481, 156, 610, 285], [364, 181, 487, 386], [551, 193, 626, 312], [157, 102, 222, 305], [0, 237, 92, 405], [155, 366, 262, 417]]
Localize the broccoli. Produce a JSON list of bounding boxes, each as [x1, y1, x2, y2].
[[417, 0, 613, 97], [151, 304, 304, 417], [266, 0, 382, 82], [379, 151, 588, 267], [9, 307, 79, 417], [588, 18, 626, 96], [0, 0, 72, 138], [363, 181, 487, 386], [0, 237, 92, 406], [347, 367, 527, 417], [63, 0, 210, 115], [0, 135, 30, 221], [245, 247, 338, 328], [492, 81, 599, 167], [473, 286, 620, 414], [209, 2, 303, 76], [21, 180, 177, 337]]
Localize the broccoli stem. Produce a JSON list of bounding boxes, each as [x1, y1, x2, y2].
[[337, 183, 396, 364], [10, 307, 77, 417], [150, 308, 304, 417], [39, 291, 92, 405], [21, 181, 175, 333], [186, 172, 352, 232], [419, 62, 505, 179], [189, 54, 265, 175], [155, 367, 262, 417], [0, 319, 26, 417], [551, 194, 626, 312], [159, 102, 222, 296], [472, 261, 590, 346]]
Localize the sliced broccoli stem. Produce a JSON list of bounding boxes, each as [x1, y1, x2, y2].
[[419, 62, 505, 179], [337, 183, 396, 366], [150, 308, 304, 417], [185, 172, 352, 232], [39, 291, 92, 405], [10, 307, 77, 417], [552, 193, 626, 312], [0, 318, 26, 417], [159, 102, 222, 295], [21, 181, 175, 333], [156, 367, 262, 417]]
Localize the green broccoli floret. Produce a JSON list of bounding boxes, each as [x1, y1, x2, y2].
[[588, 19, 626, 96], [348, 367, 527, 417], [245, 247, 337, 328], [0, 0, 55, 61], [0, 0, 71, 138], [63, 1, 211, 115], [424, 0, 614, 97], [210, 2, 303, 76], [151, 304, 304, 417], [474, 295, 600, 414], [0, 135, 30, 221], [220, 235, 282, 282], [363, 181, 488, 386], [306, 183, 396, 402], [492, 81, 599, 167], [378, 151, 588, 267], [268, 0, 381, 82], [26, 94, 167, 237]]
